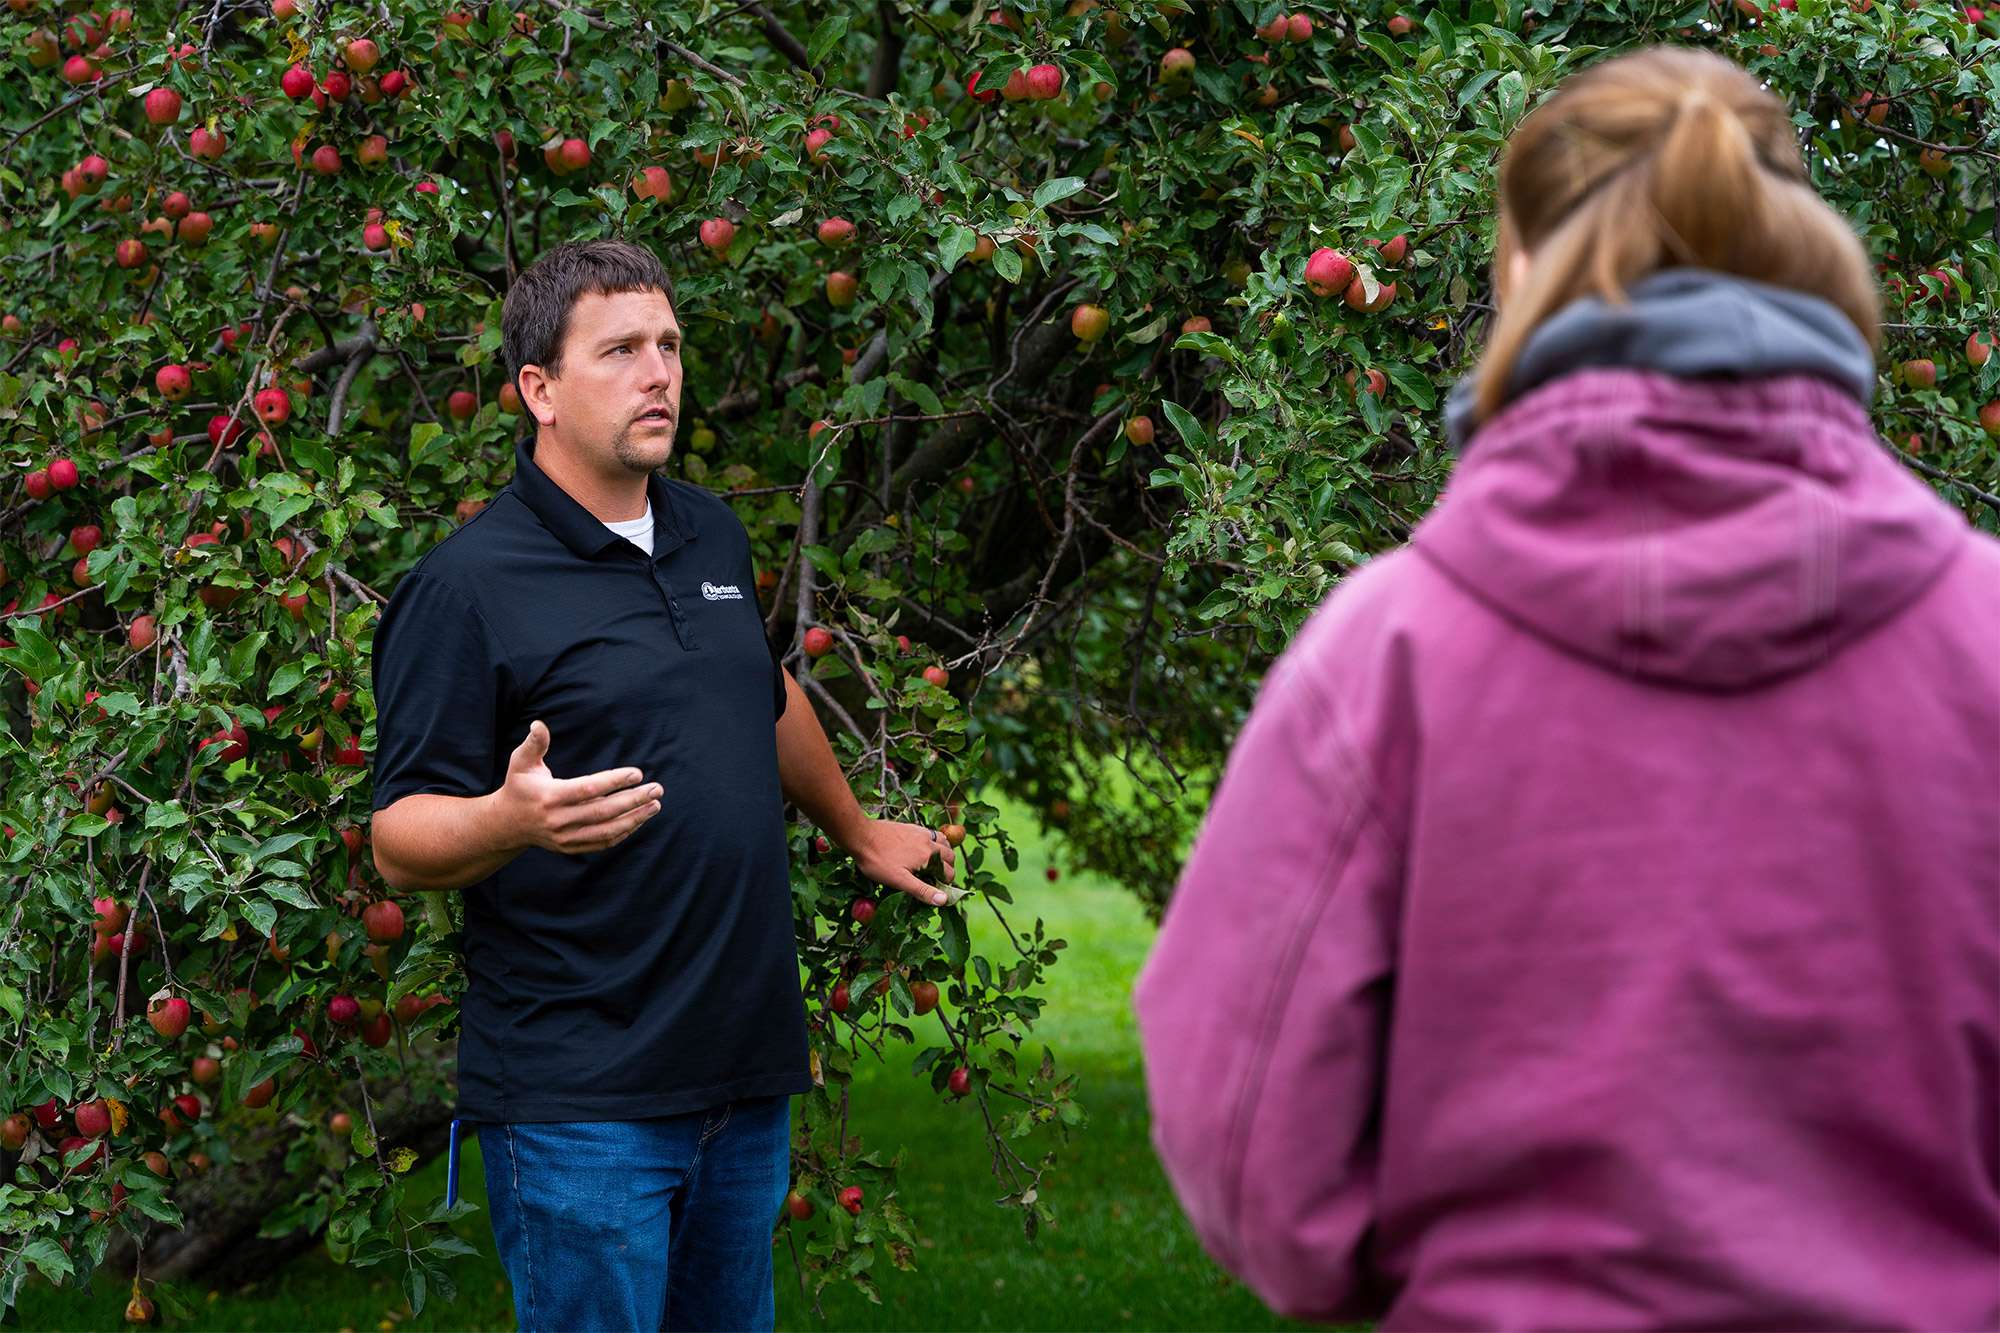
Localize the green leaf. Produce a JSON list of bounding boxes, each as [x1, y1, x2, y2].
[[939, 908, 969, 969], [145, 801, 189, 830], [20, 1238, 70, 1283], [1032, 177, 1087, 211], [937, 224, 976, 273], [991, 245, 1022, 284], [243, 1035, 305, 1089], [251, 832, 314, 864], [1158, 400, 1211, 453], [409, 421, 448, 470], [0, 624, 60, 682], [241, 897, 278, 938], [806, 14, 850, 66]]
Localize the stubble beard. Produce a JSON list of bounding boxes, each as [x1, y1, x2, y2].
[[610, 418, 675, 473]]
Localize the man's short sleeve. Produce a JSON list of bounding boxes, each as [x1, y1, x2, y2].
[[369, 571, 514, 813]]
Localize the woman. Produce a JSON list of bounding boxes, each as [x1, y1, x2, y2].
[[1133, 44, 1998, 1331]]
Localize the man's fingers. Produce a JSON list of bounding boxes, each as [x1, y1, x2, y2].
[[892, 869, 950, 907], [548, 765, 653, 804], [556, 780, 664, 829], [508, 719, 549, 769], [561, 796, 662, 852]]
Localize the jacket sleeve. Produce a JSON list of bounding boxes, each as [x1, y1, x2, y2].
[[369, 571, 516, 813], [1132, 630, 1404, 1323]]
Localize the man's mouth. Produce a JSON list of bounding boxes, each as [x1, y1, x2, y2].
[[635, 408, 674, 426]]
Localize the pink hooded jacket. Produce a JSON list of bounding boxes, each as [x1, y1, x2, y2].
[[1133, 269, 2000, 1330]]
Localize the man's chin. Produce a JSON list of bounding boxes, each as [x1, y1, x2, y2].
[[612, 428, 675, 471]]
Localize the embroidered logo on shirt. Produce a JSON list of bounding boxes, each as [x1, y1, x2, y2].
[[701, 581, 744, 601]]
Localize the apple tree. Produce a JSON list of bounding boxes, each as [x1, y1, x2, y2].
[[0, 0, 1994, 1321]]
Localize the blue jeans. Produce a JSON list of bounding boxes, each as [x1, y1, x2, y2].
[[476, 1093, 792, 1332]]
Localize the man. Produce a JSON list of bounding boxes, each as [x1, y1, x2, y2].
[[368, 238, 955, 1332]]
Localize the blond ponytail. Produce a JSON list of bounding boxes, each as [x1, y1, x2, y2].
[[1471, 46, 1882, 430]]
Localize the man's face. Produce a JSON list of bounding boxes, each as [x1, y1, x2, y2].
[[524, 287, 681, 474]]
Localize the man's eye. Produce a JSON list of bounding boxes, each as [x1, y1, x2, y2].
[[660, 344, 677, 354], [610, 345, 631, 355]]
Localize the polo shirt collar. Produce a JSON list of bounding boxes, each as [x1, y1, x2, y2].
[[510, 433, 694, 561]]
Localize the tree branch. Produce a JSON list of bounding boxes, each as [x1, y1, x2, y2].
[[748, 3, 814, 73]]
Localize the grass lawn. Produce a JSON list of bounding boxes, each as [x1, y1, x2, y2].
[[16, 797, 1335, 1332]]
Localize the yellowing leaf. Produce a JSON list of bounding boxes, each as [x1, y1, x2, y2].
[[389, 1147, 418, 1173], [106, 1098, 129, 1135]]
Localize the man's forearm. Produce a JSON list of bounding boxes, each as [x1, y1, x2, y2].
[[373, 791, 526, 892], [774, 670, 872, 851]]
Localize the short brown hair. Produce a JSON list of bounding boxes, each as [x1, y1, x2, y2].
[[1475, 45, 1880, 429], [502, 239, 678, 396]]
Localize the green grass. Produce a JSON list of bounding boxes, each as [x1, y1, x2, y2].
[[16, 799, 1323, 1332]]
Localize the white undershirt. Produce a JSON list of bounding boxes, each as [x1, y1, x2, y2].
[[601, 500, 654, 557]]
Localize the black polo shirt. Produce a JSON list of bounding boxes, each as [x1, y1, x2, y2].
[[368, 434, 810, 1123]]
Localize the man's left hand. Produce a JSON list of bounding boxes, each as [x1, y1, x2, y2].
[[849, 819, 958, 907]]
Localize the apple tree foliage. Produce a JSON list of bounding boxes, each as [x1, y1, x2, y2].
[[1, 0, 1995, 1318]]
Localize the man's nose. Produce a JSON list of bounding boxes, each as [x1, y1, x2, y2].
[[637, 345, 676, 387]]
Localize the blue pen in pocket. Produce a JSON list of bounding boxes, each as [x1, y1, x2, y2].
[[445, 1118, 463, 1209]]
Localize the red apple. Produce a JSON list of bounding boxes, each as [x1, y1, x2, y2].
[[829, 982, 851, 1013], [70, 524, 102, 557], [447, 388, 478, 420], [850, 898, 876, 925], [280, 64, 315, 99], [1026, 63, 1064, 100], [190, 126, 226, 159], [143, 87, 182, 125], [360, 1012, 393, 1047], [1387, 13, 1414, 35], [1288, 13, 1314, 39], [148, 996, 191, 1039], [23, 471, 52, 501], [838, 1185, 863, 1215], [177, 211, 212, 246], [379, 69, 409, 97], [816, 217, 855, 247], [784, 1191, 813, 1221], [803, 626, 834, 657], [343, 37, 379, 74], [1160, 47, 1195, 80], [191, 1056, 220, 1084], [804, 127, 833, 161], [947, 1065, 971, 1097], [363, 898, 404, 942], [310, 144, 341, 175], [48, 457, 79, 490], [0, 1115, 29, 1151], [155, 363, 192, 400], [1980, 401, 2000, 437], [1966, 332, 1993, 367], [326, 994, 360, 1026], [254, 387, 291, 424], [826, 270, 858, 307], [1305, 247, 1356, 297], [1899, 358, 1937, 389], [242, 1077, 276, 1108], [498, 382, 522, 414], [922, 665, 949, 688], [557, 137, 591, 173], [115, 238, 148, 269], [356, 134, 388, 167], [910, 979, 939, 1015], [363, 221, 390, 251], [73, 1100, 111, 1138], [1070, 303, 1110, 342], [127, 614, 157, 649], [698, 217, 736, 254], [1125, 416, 1155, 446], [633, 165, 672, 200], [62, 54, 99, 84]]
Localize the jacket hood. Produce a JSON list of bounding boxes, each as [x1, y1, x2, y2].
[[1415, 268, 1966, 690], [1442, 267, 1879, 454]]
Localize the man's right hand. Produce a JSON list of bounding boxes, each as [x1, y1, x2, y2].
[[496, 719, 663, 855]]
